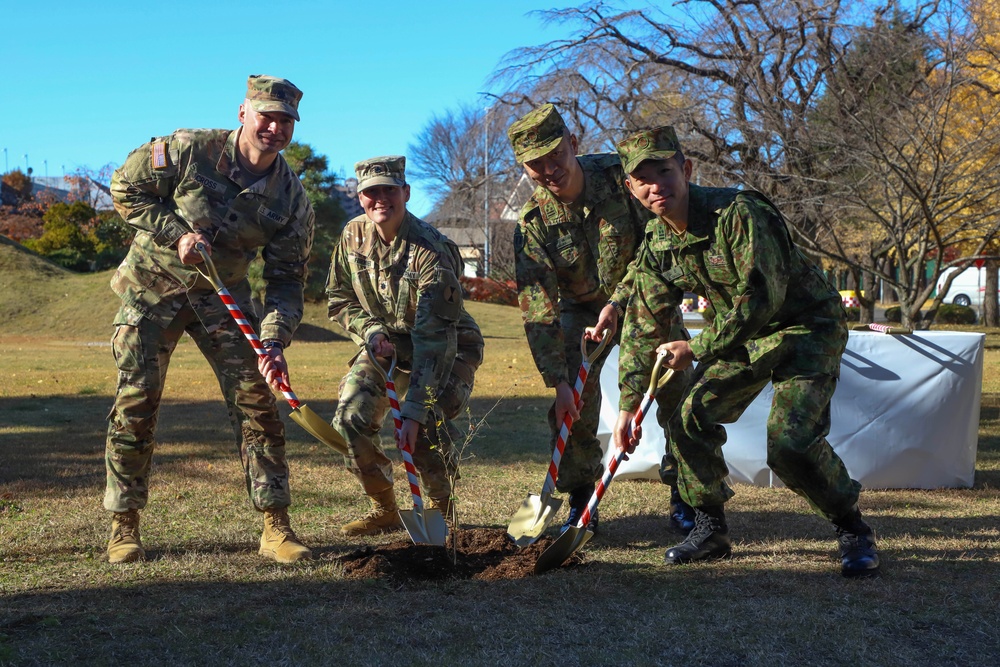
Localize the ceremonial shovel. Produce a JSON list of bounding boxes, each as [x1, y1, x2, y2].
[[195, 243, 349, 456], [366, 345, 448, 546], [507, 331, 609, 546], [535, 348, 674, 574]]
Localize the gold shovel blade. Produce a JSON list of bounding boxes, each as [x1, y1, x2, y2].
[[399, 508, 448, 546], [289, 405, 349, 456], [534, 525, 594, 575], [507, 494, 563, 547]]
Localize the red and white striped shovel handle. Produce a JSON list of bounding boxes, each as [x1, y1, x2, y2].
[[575, 349, 673, 529], [540, 331, 610, 497], [195, 244, 302, 410], [365, 344, 426, 512]]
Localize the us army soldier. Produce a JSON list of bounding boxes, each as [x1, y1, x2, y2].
[[105, 75, 314, 564], [327, 155, 484, 536], [508, 104, 692, 534], [613, 126, 880, 577]]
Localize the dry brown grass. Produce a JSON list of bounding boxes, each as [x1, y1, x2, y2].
[[1, 260, 998, 665]]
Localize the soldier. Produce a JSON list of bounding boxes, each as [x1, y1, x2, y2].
[[507, 104, 693, 534], [327, 155, 484, 537], [612, 126, 880, 577], [104, 75, 314, 564]]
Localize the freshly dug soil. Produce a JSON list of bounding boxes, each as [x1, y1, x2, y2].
[[337, 527, 585, 581]]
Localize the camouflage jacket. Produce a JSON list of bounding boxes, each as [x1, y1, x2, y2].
[[109, 128, 315, 345], [619, 185, 846, 410], [514, 153, 647, 387], [327, 212, 484, 423]]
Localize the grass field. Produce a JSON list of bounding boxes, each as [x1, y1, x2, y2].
[[1, 240, 998, 666]]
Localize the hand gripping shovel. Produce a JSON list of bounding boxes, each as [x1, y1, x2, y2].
[[194, 243, 348, 456], [535, 349, 673, 574], [366, 344, 448, 546], [507, 331, 609, 546]]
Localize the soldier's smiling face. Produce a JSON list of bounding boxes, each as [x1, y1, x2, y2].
[[522, 133, 584, 203], [626, 156, 693, 227], [238, 103, 295, 155], [359, 184, 410, 228]]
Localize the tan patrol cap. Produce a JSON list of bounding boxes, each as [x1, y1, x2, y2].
[[246, 75, 303, 121], [615, 126, 683, 174], [507, 103, 568, 164], [355, 155, 406, 192]]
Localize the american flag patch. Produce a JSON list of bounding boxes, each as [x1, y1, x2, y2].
[[151, 142, 167, 169]]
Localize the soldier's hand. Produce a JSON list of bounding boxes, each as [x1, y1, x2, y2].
[[397, 418, 420, 451], [657, 340, 694, 370], [257, 348, 290, 392], [613, 410, 639, 458], [554, 381, 581, 430], [586, 303, 618, 342], [177, 232, 212, 265], [369, 333, 395, 358]]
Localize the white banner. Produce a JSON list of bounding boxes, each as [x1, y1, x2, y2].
[[598, 331, 984, 489]]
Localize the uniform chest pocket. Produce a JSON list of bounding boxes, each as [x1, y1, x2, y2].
[[704, 254, 736, 287], [394, 272, 418, 324], [661, 264, 697, 293], [548, 234, 580, 268]]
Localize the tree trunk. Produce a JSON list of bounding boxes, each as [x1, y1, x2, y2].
[[985, 260, 999, 327]]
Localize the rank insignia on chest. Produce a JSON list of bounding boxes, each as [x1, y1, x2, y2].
[[151, 142, 168, 169], [656, 225, 668, 241]]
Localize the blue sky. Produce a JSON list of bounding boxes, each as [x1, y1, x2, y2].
[[3, 1, 585, 216]]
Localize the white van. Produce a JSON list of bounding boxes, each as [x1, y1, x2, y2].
[[936, 267, 999, 307]]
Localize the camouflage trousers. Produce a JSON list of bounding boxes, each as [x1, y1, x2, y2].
[[333, 350, 474, 502], [553, 302, 690, 492], [671, 345, 861, 521], [104, 294, 291, 513]]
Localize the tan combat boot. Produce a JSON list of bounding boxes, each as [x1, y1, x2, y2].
[[340, 489, 404, 537], [107, 509, 145, 564], [259, 507, 312, 563], [428, 496, 453, 520]]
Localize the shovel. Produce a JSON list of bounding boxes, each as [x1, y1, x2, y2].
[[366, 345, 448, 546], [194, 243, 348, 456], [507, 331, 609, 547], [535, 348, 674, 575]]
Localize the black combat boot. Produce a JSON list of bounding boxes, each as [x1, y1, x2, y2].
[[833, 507, 880, 578], [561, 483, 598, 534], [663, 505, 732, 564], [668, 487, 696, 535]]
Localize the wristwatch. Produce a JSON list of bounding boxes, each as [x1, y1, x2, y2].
[[607, 300, 625, 318]]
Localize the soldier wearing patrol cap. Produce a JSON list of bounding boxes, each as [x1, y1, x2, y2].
[[103, 74, 314, 564], [327, 155, 484, 537], [508, 104, 694, 536], [612, 126, 880, 578]]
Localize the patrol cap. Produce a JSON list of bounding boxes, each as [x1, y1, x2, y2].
[[507, 103, 569, 163], [616, 126, 683, 174], [355, 155, 406, 192], [246, 75, 303, 121]]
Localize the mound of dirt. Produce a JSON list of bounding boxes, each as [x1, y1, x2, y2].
[[336, 527, 585, 581]]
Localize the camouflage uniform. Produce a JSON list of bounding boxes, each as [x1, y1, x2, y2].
[[510, 105, 688, 493], [327, 163, 483, 502], [105, 121, 314, 513], [618, 160, 859, 521]]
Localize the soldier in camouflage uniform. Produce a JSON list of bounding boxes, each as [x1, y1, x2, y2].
[[327, 155, 484, 537], [612, 126, 880, 577], [104, 75, 314, 565], [508, 104, 693, 535]]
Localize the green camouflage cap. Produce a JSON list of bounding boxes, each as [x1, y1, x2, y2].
[[507, 103, 568, 163], [246, 74, 303, 121], [355, 155, 406, 192], [616, 126, 683, 174]]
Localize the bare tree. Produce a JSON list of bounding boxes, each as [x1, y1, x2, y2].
[[409, 103, 520, 278], [495, 0, 1000, 328]]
